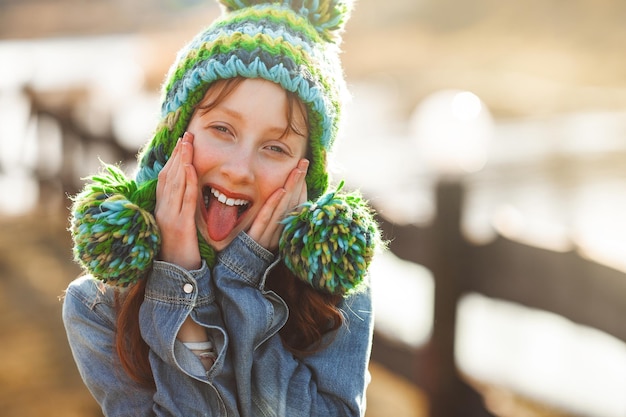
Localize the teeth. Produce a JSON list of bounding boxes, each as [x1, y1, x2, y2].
[[211, 188, 248, 207]]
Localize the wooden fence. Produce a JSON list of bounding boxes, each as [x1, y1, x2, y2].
[[371, 180, 626, 416], [21, 86, 137, 201]]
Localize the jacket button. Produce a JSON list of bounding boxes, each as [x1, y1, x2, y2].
[[183, 283, 194, 294]]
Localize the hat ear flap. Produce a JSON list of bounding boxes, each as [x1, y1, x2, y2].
[[70, 165, 160, 287], [279, 182, 379, 296]]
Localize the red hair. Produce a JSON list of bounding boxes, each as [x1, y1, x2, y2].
[[115, 278, 152, 386]]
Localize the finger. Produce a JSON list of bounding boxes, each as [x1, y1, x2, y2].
[[265, 165, 308, 249], [297, 177, 308, 206], [274, 159, 308, 219], [157, 138, 181, 199], [183, 131, 195, 145], [180, 132, 197, 218], [261, 180, 297, 249], [266, 161, 309, 249], [286, 159, 309, 211], [247, 188, 286, 248], [181, 131, 194, 165], [164, 137, 182, 171], [181, 163, 198, 220], [251, 187, 285, 233], [164, 139, 191, 211]]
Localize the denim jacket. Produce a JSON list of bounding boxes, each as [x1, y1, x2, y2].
[[62, 232, 374, 417]]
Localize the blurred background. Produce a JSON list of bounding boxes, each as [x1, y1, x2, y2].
[[2, 0, 626, 416]]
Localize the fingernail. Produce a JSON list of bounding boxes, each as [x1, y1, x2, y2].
[[300, 159, 309, 171]]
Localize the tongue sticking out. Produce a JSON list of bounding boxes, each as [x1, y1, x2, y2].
[[207, 198, 240, 242]]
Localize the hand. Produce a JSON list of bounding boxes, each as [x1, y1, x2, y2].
[[155, 132, 201, 270], [247, 159, 309, 251]]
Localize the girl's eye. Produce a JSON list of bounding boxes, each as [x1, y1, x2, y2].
[[213, 125, 230, 134], [267, 145, 287, 154]]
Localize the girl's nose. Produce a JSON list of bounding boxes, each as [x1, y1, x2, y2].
[[220, 147, 254, 184]]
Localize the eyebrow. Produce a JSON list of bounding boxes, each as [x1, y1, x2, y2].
[[214, 105, 242, 120], [208, 104, 299, 137]]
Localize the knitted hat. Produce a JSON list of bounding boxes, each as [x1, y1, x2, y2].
[[70, 0, 379, 296]]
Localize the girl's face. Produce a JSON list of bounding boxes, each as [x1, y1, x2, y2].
[[187, 78, 308, 251]]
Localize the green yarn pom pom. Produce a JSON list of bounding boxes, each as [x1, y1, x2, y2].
[[217, 0, 354, 42], [279, 182, 379, 296], [70, 165, 160, 287]]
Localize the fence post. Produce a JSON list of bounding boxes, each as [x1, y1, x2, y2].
[[427, 180, 492, 417]]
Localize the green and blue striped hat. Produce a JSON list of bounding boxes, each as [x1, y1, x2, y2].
[[70, 0, 379, 296], [137, 0, 352, 200]]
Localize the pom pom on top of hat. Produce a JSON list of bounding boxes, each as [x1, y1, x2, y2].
[[217, 0, 354, 42]]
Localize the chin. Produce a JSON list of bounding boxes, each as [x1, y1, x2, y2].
[[201, 231, 229, 252], [197, 227, 235, 252]]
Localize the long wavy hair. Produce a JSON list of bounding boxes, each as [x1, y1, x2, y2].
[[115, 78, 343, 388]]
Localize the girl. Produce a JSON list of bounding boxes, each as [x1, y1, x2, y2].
[[63, 1, 379, 416]]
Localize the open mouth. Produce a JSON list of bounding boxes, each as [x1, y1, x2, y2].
[[202, 186, 250, 217], [202, 186, 251, 242], [201, 186, 251, 242]]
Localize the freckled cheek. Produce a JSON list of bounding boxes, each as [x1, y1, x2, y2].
[[190, 148, 202, 170], [191, 142, 222, 174], [257, 165, 295, 200]]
